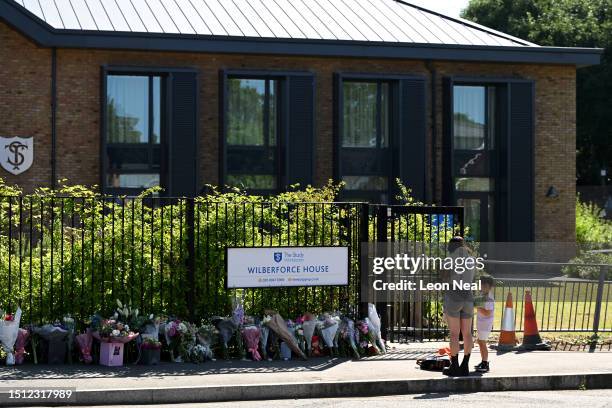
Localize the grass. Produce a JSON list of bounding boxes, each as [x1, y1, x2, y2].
[[490, 284, 612, 333]]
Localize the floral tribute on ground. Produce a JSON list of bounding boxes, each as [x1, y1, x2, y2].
[[1, 300, 388, 366]]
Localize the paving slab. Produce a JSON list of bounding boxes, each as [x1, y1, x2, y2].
[[0, 344, 610, 406]]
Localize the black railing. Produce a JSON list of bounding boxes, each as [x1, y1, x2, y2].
[[487, 261, 611, 334], [3, 194, 607, 341], [0, 196, 370, 323]]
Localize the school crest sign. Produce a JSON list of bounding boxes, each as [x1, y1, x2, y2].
[[0, 136, 33, 175]]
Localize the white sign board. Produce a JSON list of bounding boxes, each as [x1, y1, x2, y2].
[[0, 136, 34, 175], [226, 246, 349, 288]]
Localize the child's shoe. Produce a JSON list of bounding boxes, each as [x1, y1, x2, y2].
[[474, 361, 490, 372]]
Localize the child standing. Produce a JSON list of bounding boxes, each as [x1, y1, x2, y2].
[[474, 276, 495, 372]]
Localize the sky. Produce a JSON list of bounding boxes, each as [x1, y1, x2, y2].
[[408, 0, 472, 18]]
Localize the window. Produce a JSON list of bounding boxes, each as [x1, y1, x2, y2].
[[105, 74, 163, 193], [225, 78, 278, 192], [453, 85, 497, 241], [340, 80, 391, 203]]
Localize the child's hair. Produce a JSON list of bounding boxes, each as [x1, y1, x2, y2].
[[480, 275, 495, 288], [447, 236, 466, 254]]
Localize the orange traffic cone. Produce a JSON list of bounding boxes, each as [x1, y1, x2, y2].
[[497, 292, 518, 350], [521, 291, 551, 350]]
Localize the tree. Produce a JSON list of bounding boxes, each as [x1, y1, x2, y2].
[[462, 0, 612, 185]]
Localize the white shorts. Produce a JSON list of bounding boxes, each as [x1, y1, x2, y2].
[[477, 331, 491, 341]]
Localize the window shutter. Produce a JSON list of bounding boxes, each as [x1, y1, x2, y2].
[[398, 78, 427, 201], [506, 81, 535, 241], [169, 71, 198, 197], [442, 78, 454, 206], [285, 74, 315, 188]]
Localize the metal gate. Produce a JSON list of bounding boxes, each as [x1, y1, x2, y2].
[[369, 204, 465, 342]]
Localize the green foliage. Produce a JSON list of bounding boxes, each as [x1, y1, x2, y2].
[[562, 251, 612, 280], [462, 0, 612, 184], [0, 179, 456, 324], [562, 198, 612, 280], [575, 198, 612, 244]]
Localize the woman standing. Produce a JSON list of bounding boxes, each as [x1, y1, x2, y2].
[[442, 236, 475, 376]]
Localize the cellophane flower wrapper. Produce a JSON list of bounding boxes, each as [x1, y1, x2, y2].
[[367, 304, 386, 353], [75, 331, 93, 364], [265, 313, 306, 360], [92, 331, 138, 344], [0, 308, 22, 365], [62, 316, 76, 364], [215, 319, 236, 360], [345, 318, 360, 358], [302, 320, 317, 356], [196, 326, 215, 362], [14, 328, 29, 365], [259, 324, 270, 360], [241, 325, 262, 361], [320, 323, 338, 350], [33, 324, 68, 342], [365, 317, 385, 354]]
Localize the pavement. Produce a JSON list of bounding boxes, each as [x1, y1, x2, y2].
[[71, 390, 612, 408], [1, 342, 611, 406]]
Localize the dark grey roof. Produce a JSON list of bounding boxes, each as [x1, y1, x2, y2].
[[0, 0, 602, 65], [13, 0, 534, 47]]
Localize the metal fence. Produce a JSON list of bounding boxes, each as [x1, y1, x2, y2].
[[0, 196, 370, 324], [1, 194, 610, 341], [368, 204, 465, 342], [490, 262, 611, 335]]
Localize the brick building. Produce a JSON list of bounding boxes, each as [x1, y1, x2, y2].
[[0, 0, 602, 242]]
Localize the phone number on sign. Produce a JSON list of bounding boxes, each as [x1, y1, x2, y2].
[[8, 389, 74, 399]]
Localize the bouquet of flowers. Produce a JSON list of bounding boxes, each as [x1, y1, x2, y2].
[[367, 303, 386, 354], [232, 297, 247, 360], [32, 321, 71, 364], [163, 318, 193, 362], [339, 317, 360, 359], [0, 308, 22, 365], [93, 318, 138, 344], [319, 314, 340, 356], [259, 320, 271, 361], [301, 313, 317, 357], [263, 311, 306, 360], [196, 323, 216, 362], [214, 318, 236, 360], [62, 315, 75, 364], [187, 344, 209, 364], [293, 323, 306, 355], [14, 328, 29, 364], [140, 337, 162, 350], [241, 325, 261, 361], [356, 319, 377, 356], [75, 330, 93, 364], [134, 314, 161, 339]]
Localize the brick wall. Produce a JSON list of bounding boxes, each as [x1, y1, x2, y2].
[[0, 22, 576, 241], [0, 22, 51, 189]]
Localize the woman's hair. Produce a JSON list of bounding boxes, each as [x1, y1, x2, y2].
[[447, 236, 466, 254], [480, 275, 495, 287]]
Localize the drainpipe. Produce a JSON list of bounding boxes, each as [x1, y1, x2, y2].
[[51, 47, 57, 189], [425, 61, 437, 204]]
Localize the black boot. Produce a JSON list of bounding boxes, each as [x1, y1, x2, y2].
[[443, 355, 461, 376], [459, 353, 471, 376]]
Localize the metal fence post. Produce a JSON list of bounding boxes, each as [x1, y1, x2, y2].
[[590, 265, 608, 351], [185, 198, 196, 321], [376, 205, 390, 340], [358, 203, 369, 317]]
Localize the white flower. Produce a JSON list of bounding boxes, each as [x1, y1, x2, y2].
[[111, 329, 120, 337], [124, 325, 129, 331], [178, 323, 187, 332]]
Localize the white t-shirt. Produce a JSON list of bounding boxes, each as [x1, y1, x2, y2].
[[477, 290, 495, 333]]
